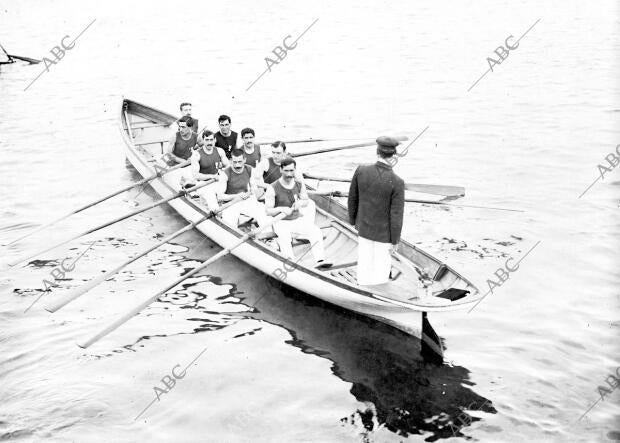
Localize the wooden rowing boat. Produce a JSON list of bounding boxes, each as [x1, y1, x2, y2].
[[120, 98, 480, 354]]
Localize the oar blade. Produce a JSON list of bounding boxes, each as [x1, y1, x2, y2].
[[304, 173, 465, 198], [77, 212, 286, 348], [404, 183, 466, 197], [77, 248, 229, 348], [45, 272, 110, 313]]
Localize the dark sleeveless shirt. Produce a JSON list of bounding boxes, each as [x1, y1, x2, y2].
[[263, 157, 281, 184], [215, 131, 238, 158], [224, 165, 252, 194], [173, 131, 198, 160], [198, 147, 222, 174], [272, 180, 302, 220], [244, 145, 261, 168]]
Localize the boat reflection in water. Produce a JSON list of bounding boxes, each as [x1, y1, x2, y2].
[[229, 274, 497, 441]]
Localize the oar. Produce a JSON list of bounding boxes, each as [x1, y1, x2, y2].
[[5, 160, 191, 246], [292, 136, 408, 158], [78, 212, 288, 348], [8, 54, 41, 64], [7, 179, 215, 267], [0, 42, 13, 63], [308, 191, 523, 212], [257, 137, 366, 145], [303, 173, 465, 197], [45, 194, 248, 313]]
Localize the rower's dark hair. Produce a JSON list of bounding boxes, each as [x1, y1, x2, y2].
[[218, 115, 231, 124], [201, 129, 214, 138], [230, 148, 246, 158], [178, 115, 193, 127], [179, 102, 191, 110], [271, 141, 287, 152], [241, 127, 255, 137], [280, 157, 296, 169]]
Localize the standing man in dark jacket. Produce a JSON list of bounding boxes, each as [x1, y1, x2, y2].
[[347, 136, 405, 285]]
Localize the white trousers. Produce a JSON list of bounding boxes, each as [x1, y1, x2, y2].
[[273, 200, 325, 262], [221, 196, 268, 227], [164, 166, 220, 211], [195, 181, 220, 211], [165, 165, 193, 188], [356, 237, 392, 285]]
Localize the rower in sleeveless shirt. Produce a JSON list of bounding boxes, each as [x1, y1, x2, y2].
[[190, 129, 229, 210], [162, 115, 199, 188], [164, 115, 198, 165], [240, 127, 262, 168], [217, 149, 267, 227], [179, 102, 199, 136], [254, 141, 304, 199], [265, 157, 331, 269]]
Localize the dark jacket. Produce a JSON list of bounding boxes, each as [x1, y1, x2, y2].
[[348, 162, 405, 244]]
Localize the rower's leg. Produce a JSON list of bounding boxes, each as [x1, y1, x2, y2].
[[290, 219, 326, 262], [273, 220, 294, 259], [221, 202, 242, 226], [196, 182, 220, 211], [299, 199, 317, 223], [246, 197, 268, 227]]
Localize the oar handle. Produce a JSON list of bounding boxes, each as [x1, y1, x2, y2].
[[46, 194, 248, 313], [78, 212, 285, 348]]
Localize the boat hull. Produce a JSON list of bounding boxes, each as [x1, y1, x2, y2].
[[119, 98, 480, 348]]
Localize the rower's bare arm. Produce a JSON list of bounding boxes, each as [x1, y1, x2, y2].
[[163, 135, 185, 163], [218, 148, 230, 168], [254, 158, 269, 189], [218, 175, 242, 202], [296, 182, 310, 208], [249, 169, 260, 198], [164, 135, 175, 155], [265, 187, 291, 216], [295, 167, 305, 184]]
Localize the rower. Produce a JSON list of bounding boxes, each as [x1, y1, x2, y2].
[[265, 157, 331, 269], [347, 136, 405, 285], [164, 115, 198, 165], [217, 149, 267, 227], [240, 127, 262, 168], [179, 102, 199, 134], [214, 114, 239, 159], [190, 130, 229, 209], [254, 141, 304, 199]]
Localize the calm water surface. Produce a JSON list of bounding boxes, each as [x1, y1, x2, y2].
[[1, 1, 619, 442]]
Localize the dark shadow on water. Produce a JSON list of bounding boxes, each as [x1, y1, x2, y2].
[[231, 277, 496, 441]]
